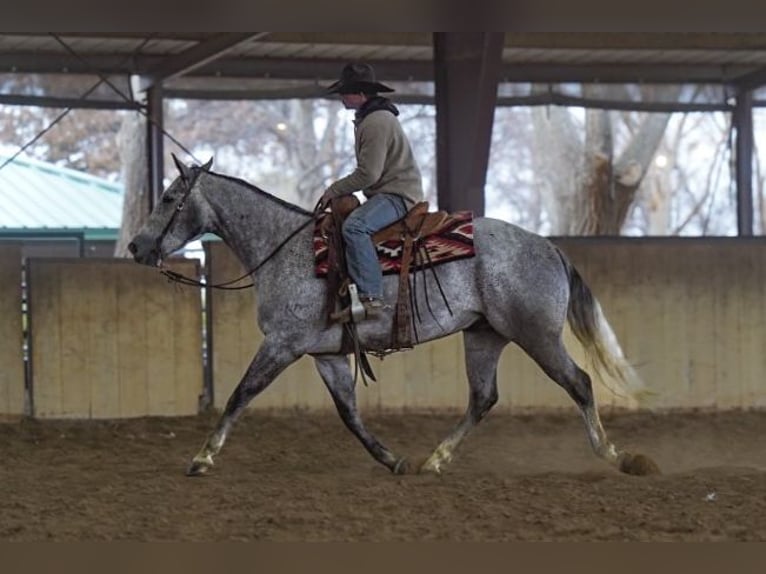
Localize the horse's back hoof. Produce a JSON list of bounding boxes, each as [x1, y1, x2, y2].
[[418, 457, 445, 475], [619, 452, 661, 476], [186, 458, 213, 477]]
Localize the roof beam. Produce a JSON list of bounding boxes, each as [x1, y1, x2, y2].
[[0, 52, 760, 86], [192, 57, 434, 82], [138, 33, 270, 91], [731, 65, 766, 91], [497, 63, 742, 84], [0, 53, 154, 74], [163, 86, 736, 113], [187, 58, 749, 85], [0, 93, 141, 110], [164, 86, 438, 105]]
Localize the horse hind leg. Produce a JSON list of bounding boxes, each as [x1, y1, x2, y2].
[[314, 355, 409, 474], [420, 323, 505, 475], [522, 333, 660, 476]]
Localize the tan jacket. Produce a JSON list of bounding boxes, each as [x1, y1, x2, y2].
[[326, 108, 424, 206]]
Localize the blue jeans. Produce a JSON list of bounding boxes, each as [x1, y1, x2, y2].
[[342, 193, 409, 300]]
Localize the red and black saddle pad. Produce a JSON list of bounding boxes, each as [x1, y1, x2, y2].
[[313, 211, 475, 278]]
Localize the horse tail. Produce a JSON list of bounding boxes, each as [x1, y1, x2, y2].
[[555, 247, 647, 402]]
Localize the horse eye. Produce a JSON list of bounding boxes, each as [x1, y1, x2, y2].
[[162, 195, 174, 204]]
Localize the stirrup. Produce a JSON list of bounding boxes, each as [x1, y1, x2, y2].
[[329, 298, 384, 324], [348, 284, 366, 322]]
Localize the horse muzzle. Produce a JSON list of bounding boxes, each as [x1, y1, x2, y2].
[[128, 235, 162, 267]]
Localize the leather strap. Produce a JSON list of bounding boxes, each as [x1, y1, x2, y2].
[[393, 232, 415, 349]]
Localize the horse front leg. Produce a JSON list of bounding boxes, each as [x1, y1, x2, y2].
[[313, 355, 409, 474], [186, 339, 299, 476]]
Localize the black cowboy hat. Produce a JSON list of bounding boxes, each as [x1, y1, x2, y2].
[[326, 63, 395, 95]]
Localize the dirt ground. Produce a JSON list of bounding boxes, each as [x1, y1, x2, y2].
[[2, 408, 766, 541]]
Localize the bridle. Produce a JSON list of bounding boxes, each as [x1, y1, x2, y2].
[[157, 167, 315, 291], [154, 165, 204, 259]]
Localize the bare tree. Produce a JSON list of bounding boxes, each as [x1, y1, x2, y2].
[[161, 98, 354, 207], [114, 111, 150, 257], [0, 75, 124, 179], [529, 84, 683, 235]]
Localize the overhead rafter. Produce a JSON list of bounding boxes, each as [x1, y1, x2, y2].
[[731, 65, 766, 92], [0, 54, 756, 86], [183, 58, 749, 85], [137, 32, 270, 91], [0, 93, 140, 110]]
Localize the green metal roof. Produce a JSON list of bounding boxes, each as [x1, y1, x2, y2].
[[0, 154, 123, 239]]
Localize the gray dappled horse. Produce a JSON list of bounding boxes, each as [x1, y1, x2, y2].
[[129, 157, 659, 477]]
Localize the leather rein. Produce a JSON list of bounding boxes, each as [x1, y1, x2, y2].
[[157, 168, 315, 291]]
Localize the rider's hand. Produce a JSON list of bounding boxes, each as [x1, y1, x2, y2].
[[318, 189, 335, 212]]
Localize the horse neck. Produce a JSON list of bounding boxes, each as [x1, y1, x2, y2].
[[202, 173, 313, 271]]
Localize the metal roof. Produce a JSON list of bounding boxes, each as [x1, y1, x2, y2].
[[4, 33, 766, 110], [0, 154, 122, 238]]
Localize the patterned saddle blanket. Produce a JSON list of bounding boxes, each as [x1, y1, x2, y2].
[[313, 210, 475, 277]]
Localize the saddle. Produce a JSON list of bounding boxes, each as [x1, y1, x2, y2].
[[320, 194, 450, 351]]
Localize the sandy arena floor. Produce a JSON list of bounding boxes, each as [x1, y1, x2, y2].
[[2, 409, 765, 541]]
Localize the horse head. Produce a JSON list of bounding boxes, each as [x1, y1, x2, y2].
[[128, 154, 213, 266]]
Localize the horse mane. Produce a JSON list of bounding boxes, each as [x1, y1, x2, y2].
[[208, 170, 314, 217]]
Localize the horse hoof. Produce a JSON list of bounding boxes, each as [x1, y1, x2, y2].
[[618, 452, 661, 476], [392, 457, 411, 475], [418, 458, 443, 475], [186, 457, 213, 477]]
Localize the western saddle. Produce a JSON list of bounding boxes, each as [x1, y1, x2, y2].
[[320, 194, 449, 351]]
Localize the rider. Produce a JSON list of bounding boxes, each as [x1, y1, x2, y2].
[[319, 62, 424, 319]]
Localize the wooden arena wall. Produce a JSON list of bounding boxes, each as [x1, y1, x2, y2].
[[0, 245, 25, 418], [2, 237, 766, 418], [26, 258, 203, 418], [207, 238, 766, 413]]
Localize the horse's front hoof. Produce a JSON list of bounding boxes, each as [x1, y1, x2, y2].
[[618, 452, 661, 476], [186, 455, 213, 477], [392, 457, 411, 475]]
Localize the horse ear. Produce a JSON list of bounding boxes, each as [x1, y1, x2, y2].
[[201, 157, 213, 171], [171, 153, 192, 180]]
